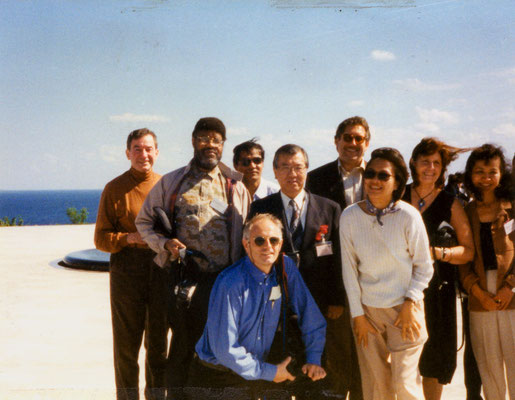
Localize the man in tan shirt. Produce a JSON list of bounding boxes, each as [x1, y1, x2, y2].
[[95, 128, 168, 400]]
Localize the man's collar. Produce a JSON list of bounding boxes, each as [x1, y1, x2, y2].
[[280, 189, 306, 209], [244, 256, 275, 283], [337, 158, 366, 175], [187, 159, 243, 181]]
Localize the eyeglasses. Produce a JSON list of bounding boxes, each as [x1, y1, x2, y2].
[[363, 169, 392, 181], [195, 136, 224, 146], [342, 133, 367, 144], [253, 236, 282, 247], [276, 165, 307, 174], [239, 157, 263, 167]]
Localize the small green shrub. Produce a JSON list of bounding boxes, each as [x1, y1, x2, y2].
[[0, 216, 24, 226], [66, 207, 89, 224]]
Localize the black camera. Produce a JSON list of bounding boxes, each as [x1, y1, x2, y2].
[[174, 278, 197, 309]]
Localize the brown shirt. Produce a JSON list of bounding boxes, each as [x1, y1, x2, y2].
[[460, 200, 515, 311], [95, 167, 161, 253]]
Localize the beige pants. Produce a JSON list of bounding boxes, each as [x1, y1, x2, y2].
[[353, 303, 427, 400], [470, 309, 515, 400]]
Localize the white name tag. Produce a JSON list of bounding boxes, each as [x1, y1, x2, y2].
[[210, 198, 228, 214], [316, 241, 333, 257], [505, 219, 515, 235], [269, 285, 282, 301]]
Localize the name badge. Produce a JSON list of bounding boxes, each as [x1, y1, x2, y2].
[[269, 285, 281, 301], [505, 219, 515, 235], [210, 198, 228, 214], [316, 241, 333, 257]]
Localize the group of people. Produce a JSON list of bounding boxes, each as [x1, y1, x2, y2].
[[94, 116, 514, 400]]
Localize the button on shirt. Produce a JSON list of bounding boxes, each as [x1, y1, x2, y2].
[[195, 255, 326, 381], [338, 158, 365, 206], [280, 190, 308, 230]]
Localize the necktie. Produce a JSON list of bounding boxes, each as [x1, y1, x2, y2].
[[289, 199, 303, 251]]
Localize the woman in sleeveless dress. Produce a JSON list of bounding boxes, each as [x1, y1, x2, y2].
[[403, 138, 474, 400]]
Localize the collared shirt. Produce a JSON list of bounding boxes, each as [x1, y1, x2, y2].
[[280, 190, 308, 230], [195, 255, 326, 381], [175, 164, 230, 270], [253, 177, 280, 201], [338, 158, 366, 206]]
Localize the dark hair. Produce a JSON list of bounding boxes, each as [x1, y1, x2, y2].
[[272, 144, 309, 169], [409, 137, 470, 188], [464, 144, 513, 201], [335, 116, 370, 141], [126, 128, 157, 150], [233, 138, 264, 167], [368, 147, 409, 202], [192, 117, 226, 140]]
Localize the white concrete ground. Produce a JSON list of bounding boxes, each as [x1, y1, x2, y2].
[[0, 225, 469, 399]]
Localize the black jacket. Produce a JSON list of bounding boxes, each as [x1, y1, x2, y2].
[[248, 191, 345, 313]]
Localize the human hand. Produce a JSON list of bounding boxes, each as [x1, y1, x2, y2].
[[273, 356, 295, 383], [394, 300, 421, 341], [472, 285, 498, 311], [301, 364, 326, 381], [164, 238, 186, 260], [353, 315, 378, 348], [126, 232, 146, 245], [326, 305, 344, 320], [493, 286, 514, 310]]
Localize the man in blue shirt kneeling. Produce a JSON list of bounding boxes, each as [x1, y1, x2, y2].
[[189, 213, 327, 397]]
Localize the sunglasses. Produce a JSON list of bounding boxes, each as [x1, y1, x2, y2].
[[240, 157, 263, 167], [363, 169, 392, 182], [342, 133, 367, 144], [253, 236, 282, 247], [195, 136, 224, 146]]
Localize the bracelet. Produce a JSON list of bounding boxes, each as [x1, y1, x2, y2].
[[441, 247, 447, 261]]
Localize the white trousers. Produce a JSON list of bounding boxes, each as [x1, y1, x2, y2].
[[353, 303, 427, 400], [470, 309, 515, 400]]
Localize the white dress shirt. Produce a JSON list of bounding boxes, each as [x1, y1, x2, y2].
[[338, 158, 366, 206]]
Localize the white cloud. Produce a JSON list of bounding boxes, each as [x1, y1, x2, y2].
[[100, 145, 124, 163], [493, 123, 515, 138], [394, 78, 461, 91], [109, 113, 170, 123], [227, 127, 251, 138], [348, 100, 364, 107], [370, 50, 396, 61], [414, 122, 440, 133], [416, 106, 459, 125]]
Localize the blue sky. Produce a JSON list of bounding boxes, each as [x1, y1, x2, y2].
[[1, 0, 514, 190]]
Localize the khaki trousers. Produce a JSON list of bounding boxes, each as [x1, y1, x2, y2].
[[353, 303, 427, 400], [470, 309, 515, 400]]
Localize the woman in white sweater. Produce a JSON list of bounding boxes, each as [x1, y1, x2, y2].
[[340, 147, 433, 400]]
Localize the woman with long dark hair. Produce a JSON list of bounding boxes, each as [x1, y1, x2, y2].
[[340, 147, 433, 400], [403, 137, 474, 400], [460, 144, 515, 400]]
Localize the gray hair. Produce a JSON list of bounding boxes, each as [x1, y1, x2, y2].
[[243, 213, 283, 241]]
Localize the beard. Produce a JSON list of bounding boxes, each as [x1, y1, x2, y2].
[[193, 147, 221, 171]]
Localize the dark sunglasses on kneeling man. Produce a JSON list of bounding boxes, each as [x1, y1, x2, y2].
[[253, 236, 282, 247]]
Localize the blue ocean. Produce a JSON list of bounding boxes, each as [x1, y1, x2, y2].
[[0, 190, 102, 225]]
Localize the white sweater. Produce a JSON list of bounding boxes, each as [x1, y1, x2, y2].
[[339, 200, 433, 318]]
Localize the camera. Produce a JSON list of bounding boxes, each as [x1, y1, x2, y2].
[[174, 279, 197, 309]]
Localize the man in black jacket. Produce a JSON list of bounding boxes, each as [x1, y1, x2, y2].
[[248, 144, 345, 377], [305, 116, 371, 400]]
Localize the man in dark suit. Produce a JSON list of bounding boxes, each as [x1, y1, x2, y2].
[[247, 144, 346, 375], [305, 116, 370, 400]]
